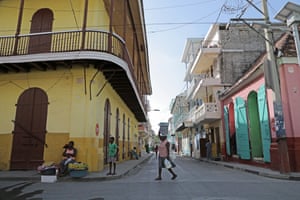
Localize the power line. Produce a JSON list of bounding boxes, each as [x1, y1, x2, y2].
[[145, 0, 218, 11], [69, 0, 79, 30]]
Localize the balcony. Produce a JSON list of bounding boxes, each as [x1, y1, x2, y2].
[[190, 40, 221, 74], [187, 74, 222, 99], [138, 123, 149, 137], [0, 30, 147, 121], [191, 102, 221, 124]]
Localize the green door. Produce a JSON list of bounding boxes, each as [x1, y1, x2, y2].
[[234, 97, 250, 159], [224, 106, 231, 155], [248, 92, 263, 158], [258, 85, 271, 162]]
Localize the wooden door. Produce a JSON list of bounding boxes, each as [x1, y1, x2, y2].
[[248, 91, 263, 158], [28, 8, 53, 54], [224, 106, 231, 155], [115, 108, 120, 161], [258, 85, 271, 162], [103, 99, 111, 164], [10, 88, 48, 170], [234, 97, 250, 160]]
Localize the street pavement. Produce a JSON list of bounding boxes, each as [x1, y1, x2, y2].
[[0, 153, 299, 182]]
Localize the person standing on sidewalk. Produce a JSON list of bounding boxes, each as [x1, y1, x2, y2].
[[107, 136, 118, 175], [206, 139, 212, 160], [155, 132, 177, 181]]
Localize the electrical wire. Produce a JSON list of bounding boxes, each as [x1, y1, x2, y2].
[[68, 0, 79, 30], [145, 0, 218, 11]]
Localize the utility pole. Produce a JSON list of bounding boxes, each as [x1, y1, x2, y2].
[[261, 0, 290, 173]]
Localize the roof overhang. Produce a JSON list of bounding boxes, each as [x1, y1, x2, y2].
[[0, 51, 147, 121]]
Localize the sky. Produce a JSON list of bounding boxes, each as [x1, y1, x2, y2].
[[142, 0, 299, 133]]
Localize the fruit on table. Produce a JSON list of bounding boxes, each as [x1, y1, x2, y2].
[[68, 162, 88, 170]]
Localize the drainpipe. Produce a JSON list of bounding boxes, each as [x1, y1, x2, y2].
[[108, 0, 114, 52], [81, 0, 89, 50], [14, 0, 24, 55]]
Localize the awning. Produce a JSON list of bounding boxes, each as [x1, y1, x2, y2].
[[175, 121, 193, 132]]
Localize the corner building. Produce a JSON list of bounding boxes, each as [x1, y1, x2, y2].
[[0, 0, 151, 171]]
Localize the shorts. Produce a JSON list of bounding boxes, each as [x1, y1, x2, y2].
[[158, 157, 176, 168], [107, 156, 116, 163]]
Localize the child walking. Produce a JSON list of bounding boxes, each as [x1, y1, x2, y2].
[[107, 136, 118, 175]]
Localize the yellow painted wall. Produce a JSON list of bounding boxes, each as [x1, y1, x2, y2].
[[0, 134, 12, 170], [0, 0, 110, 36], [0, 65, 140, 171], [0, 0, 140, 171]]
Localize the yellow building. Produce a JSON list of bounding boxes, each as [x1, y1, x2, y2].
[[0, 0, 151, 171]]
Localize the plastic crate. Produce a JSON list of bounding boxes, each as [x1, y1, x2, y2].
[[69, 170, 88, 178], [41, 175, 57, 183]]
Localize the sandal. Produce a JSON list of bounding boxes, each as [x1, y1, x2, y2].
[[171, 174, 177, 180]]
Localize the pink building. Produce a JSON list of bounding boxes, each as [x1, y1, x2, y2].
[[220, 33, 300, 172]]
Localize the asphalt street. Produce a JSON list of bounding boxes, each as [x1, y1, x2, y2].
[[1, 156, 300, 200]]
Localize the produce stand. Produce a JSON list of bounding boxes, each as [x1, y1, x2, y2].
[[68, 162, 88, 178]]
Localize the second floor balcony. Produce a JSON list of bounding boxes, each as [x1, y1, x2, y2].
[[187, 74, 222, 99], [0, 30, 148, 121], [191, 102, 221, 124], [174, 102, 221, 132], [190, 40, 221, 75]]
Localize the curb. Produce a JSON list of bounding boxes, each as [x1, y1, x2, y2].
[[199, 158, 300, 181], [0, 154, 153, 182]]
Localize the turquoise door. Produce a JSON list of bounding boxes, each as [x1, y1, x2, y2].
[[258, 85, 271, 162], [224, 106, 231, 155], [234, 97, 250, 159]]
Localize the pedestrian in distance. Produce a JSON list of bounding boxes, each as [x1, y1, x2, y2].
[[206, 139, 212, 160], [155, 132, 177, 181], [107, 136, 118, 175]]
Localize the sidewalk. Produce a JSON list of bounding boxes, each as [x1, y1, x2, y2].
[[0, 152, 153, 182], [199, 158, 300, 181], [1, 154, 300, 182]]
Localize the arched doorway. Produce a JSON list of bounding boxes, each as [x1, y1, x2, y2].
[[122, 114, 126, 160], [28, 8, 53, 54], [224, 106, 231, 155], [10, 88, 48, 170], [115, 108, 120, 161], [229, 102, 237, 155], [103, 99, 111, 164], [127, 118, 130, 158], [248, 91, 263, 158]]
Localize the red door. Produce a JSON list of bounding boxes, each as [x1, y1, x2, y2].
[[10, 88, 48, 170], [28, 8, 53, 54]]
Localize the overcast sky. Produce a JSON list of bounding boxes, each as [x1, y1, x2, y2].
[[143, 0, 297, 133]]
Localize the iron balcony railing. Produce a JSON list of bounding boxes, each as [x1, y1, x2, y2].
[[0, 30, 147, 109], [0, 30, 131, 67]]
